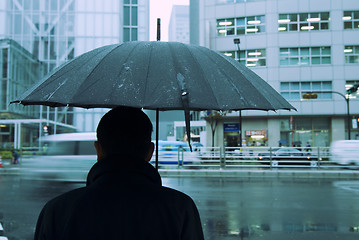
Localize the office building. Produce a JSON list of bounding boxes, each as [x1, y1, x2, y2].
[[0, 0, 149, 148], [190, 0, 359, 147], [169, 5, 190, 43]]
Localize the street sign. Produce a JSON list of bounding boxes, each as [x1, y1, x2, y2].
[[302, 93, 318, 99], [353, 118, 358, 129]]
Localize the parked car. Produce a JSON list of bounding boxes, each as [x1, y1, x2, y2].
[[258, 147, 318, 166], [330, 140, 359, 166]]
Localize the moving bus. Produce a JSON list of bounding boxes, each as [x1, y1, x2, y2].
[[21, 133, 200, 181]]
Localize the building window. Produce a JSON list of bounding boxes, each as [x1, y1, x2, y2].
[[221, 49, 266, 67], [123, 0, 138, 42], [343, 11, 359, 29], [278, 12, 330, 32], [280, 81, 332, 100], [344, 45, 359, 64], [217, 15, 265, 36], [346, 80, 359, 99], [280, 47, 331, 65], [217, 18, 235, 36]]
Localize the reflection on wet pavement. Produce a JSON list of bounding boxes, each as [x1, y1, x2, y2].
[[0, 176, 359, 239], [163, 178, 359, 240]]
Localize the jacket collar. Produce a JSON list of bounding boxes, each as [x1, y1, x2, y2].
[[86, 155, 162, 187]]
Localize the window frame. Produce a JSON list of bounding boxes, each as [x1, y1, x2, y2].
[[221, 48, 266, 67], [344, 45, 359, 64], [278, 12, 330, 32], [346, 80, 359, 99], [123, 1, 138, 42], [343, 11, 359, 30], [217, 15, 266, 36], [280, 81, 333, 100], [280, 47, 331, 66]]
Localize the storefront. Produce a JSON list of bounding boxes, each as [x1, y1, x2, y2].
[[245, 130, 267, 147], [208, 115, 352, 149], [280, 117, 331, 147], [223, 123, 240, 147], [223, 123, 268, 147]]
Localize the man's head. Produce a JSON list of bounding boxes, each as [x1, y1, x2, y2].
[[95, 107, 154, 161]]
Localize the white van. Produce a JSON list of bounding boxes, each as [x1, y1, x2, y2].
[[150, 140, 201, 165], [330, 140, 359, 166]]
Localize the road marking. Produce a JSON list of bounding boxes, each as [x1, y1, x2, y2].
[[333, 181, 359, 194], [0, 222, 8, 240]]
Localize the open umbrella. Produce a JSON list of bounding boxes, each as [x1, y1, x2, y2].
[[11, 41, 295, 167]]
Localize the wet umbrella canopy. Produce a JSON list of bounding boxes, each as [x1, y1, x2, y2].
[[11, 41, 295, 166], [13, 41, 293, 111]]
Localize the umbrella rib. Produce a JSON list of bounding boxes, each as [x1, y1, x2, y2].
[[72, 44, 126, 97], [197, 47, 275, 110], [179, 44, 221, 109], [25, 46, 115, 98], [142, 42, 154, 107], [73, 42, 143, 104], [210, 50, 294, 110]]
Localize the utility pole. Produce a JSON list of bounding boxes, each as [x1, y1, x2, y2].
[[233, 38, 242, 147]]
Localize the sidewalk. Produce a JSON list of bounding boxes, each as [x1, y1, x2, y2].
[[0, 159, 21, 175]]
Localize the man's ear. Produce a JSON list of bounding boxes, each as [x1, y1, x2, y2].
[[145, 142, 155, 162], [94, 141, 105, 162]]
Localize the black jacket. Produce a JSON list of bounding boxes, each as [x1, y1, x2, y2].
[[34, 156, 204, 240]]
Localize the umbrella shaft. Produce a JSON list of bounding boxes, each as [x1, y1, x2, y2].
[[155, 109, 159, 170]]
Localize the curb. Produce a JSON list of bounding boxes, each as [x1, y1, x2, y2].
[[1, 166, 359, 180], [158, 169, 359, 179]]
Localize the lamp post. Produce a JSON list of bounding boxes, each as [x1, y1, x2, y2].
[[233, 38, 242, 147], [302, 84, 359, 140]]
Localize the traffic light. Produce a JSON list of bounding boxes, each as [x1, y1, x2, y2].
[[302, 93, 318, 99], [347, 84, 359, 95]]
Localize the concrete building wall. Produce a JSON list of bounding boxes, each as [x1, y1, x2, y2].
[[169, 5, 190, 43], [191, 0, 359, 147]]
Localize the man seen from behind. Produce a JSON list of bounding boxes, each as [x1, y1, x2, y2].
[[34, 107, 204, 240]]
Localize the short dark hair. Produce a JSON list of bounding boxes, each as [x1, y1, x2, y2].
[[96, 107, 153, 159]]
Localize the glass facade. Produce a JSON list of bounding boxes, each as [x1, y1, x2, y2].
[[0, 39, 43, 117], [0, 0, 149, 148], [278, 12, 330, 32]]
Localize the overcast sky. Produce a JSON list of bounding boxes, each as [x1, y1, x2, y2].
[[149, 0, 189, 41]]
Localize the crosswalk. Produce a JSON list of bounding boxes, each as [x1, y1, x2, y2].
[[0, 222, 8, 240]]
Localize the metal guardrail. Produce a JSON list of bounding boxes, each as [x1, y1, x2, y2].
[[8, 146, 353, 171], [156, 146, 348, 170]]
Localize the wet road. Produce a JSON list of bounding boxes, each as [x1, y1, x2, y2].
[[1, 175, 359, 240]]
